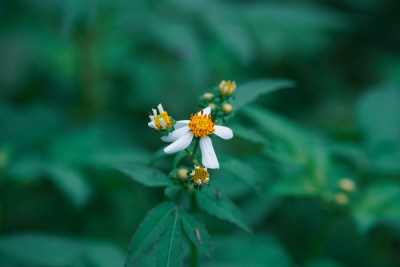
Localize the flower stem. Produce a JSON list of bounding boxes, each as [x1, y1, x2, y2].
[[190, 193, 198, 267]]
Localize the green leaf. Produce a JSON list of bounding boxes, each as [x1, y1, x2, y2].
[[155, 208, 183, 267], [270, 176, 319, 197], [179, 208, 212, 257], [196, 191, 251, 233], [45, 165, 91, 207], [232, 79, 294, 110], [85, 241, 125, 267], [219, 155, 262, 196], [0, 233, 83, 266], [115, 164, 173, 187], [351, 181, 400, 232], [229, 123, 269, 145], [126, 202, 176, 265], [164, 185, 181, 200]]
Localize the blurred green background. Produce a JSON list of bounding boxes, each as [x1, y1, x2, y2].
[[1, 0, 400, 266]]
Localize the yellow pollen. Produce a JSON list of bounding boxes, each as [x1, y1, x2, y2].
[[188, 110, 216, 138], [154, 111, 171, 129], [191, 166, 209, 185]]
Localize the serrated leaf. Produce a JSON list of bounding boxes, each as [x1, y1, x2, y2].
[[219, 155, 262, 196], [126, 202, 176, 265], [155, 208, 183, 267], [179, 208, 212, 257], [232, 79, 294, 110], [195, 191, 251, 233], [115, 164, 173, 187]]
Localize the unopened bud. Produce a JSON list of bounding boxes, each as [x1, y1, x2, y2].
[[338, 178, 356, 192], [221, 103, 233, 115], [334, 193, 349, 205], [219, 80, 236, 96], [203, 93, 214, 101], [209, 103, 217, 110], [177, 168, 188, 181]]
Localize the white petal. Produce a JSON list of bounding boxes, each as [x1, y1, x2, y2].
[[149, 115, 155, 121], [196, 179, 202, 185], [159, 118, 166, 129], [152, 108, 157, 117], [200, 136, 219, 169], [161, 126, 190, 142], [214, 125, 233, 140], [164, 132, 194, 154], [148, 122, 157, 129], [204, 178, 209, 184], [174, 120, 190, 129], [197, 107, 211, 116], [191, 171, 195, 175], [158, 103, 164, 114]]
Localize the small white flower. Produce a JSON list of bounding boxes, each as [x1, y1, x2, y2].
[[161, 107, 233, 169], [148, 103, 172, 130]]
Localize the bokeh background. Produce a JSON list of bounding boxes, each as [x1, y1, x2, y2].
[[1, 0, 400, 266]]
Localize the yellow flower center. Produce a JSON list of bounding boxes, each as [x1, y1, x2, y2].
[[154, 111, 171, 129], [188, 110, 216, 138], [191, 166, 209, 185]]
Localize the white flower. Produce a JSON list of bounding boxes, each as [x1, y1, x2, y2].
[[148, 103, 172, 130], [161, 107, 233, 169]]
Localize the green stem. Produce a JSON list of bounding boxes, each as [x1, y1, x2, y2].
[[190, 194, 198, 267], [192, 139, 199, 157], [306, 211, 340, 261]]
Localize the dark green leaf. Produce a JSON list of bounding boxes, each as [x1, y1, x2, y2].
[[219, 155, 262, 196], [179, 208, 212, 257], [196, 191, 251, 233], [126, 202, 176, 265], [232, 79, 294, 110], [155, 209, 183, 267], [115, 164, 173, 187]]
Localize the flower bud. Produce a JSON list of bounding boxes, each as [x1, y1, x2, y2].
[[202, 93, 214, 101], [221, 103, 233, 115], [334, 193, 349, 205], [177, 168, 188, 181], [209, 103, 217, 110], [219, 80, 236, 96], [338, 178, 356, 192]]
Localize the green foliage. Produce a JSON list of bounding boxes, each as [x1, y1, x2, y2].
[[155, 209, 183, 267], [180, 208, 212, 257], [126, 202, 175, 265], [115, 164, 173, 187], [195, 191, 251, 233]]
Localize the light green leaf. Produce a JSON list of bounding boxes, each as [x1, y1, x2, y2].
[[196, 191, 251, 233], [126, 202, 176, 265], [179, 208, 212, 257], [0, 233, 83, 266], [232, 79, 294, 110], [45, 165, 91, 207], [219, 155, 262, 196], [155, 209, 183, 267], [115, 164, 173, 187]]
